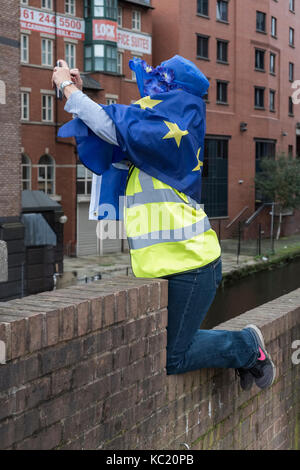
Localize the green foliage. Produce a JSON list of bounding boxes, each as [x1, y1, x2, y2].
[[255, 155, 300, 210]]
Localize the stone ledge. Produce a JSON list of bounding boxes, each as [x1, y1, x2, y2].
[[0, 241, 7, 283]]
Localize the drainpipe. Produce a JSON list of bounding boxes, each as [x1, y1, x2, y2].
[[54, 0, 78, 256]]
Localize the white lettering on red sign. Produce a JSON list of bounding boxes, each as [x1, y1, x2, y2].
[[117, 29, 151, 55], [93, 20, 117, 42], [20, 7, 85, 40]]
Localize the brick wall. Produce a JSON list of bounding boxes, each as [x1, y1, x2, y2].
[[0, 0, 21, 217], [0, 277, 299, 450]]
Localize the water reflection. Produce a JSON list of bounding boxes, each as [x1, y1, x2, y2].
[[202, 257, 300, 330]]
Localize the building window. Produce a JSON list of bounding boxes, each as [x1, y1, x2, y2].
[[255, 49, 265, 71], [216, 0, 228, 22], [289, 27, 295, 46], [42, 95, 53, 122], [271, 17, 277, 37], [21, 34, 29, 63], [77, 165, 92, 195], [132, 69, 136, 81], [91, 44, 117, 73], [269, 90, 275, 112], [216, 81, 228, 104], [106, 98, 117, 105], [197, 35, 209, 59], [217, 40, 228, 63], [197, 0, 209, 16], [256, 11, 266, 33], [94, 0, 104, 16], [21, 154, 31, 190], [38, 154, 55, 195], [289, 97, 294, 115], [65, 43, 76, 69], [65, 0, 75, 15], [202, 137, 228, 217], [270, 53, 276, 74], [41, 0, 53, 10], [117, 6, 123, 26], [117, 51, 123, 75], [106, 0, 117, 20], [21, 0, 28, 4], [84, 45, 92, 71], [21, 92, 30, 120], [84, 0, 91, 18], [289, 0, 295, 12], [289, 62, 294, 82], [132, 10, 141, 31], [255, 139, 276, 203], [41, 38, 53, 66], [288, 145, 293, 157], [255, 87, 265, 109]]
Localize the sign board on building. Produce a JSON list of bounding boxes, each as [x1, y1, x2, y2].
[[93, 20, 118, 42], [117, 29, 152, 55], [20, 7, 85, 40]]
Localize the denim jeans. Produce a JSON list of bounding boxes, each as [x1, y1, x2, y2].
[[163, 257, 258, 375]]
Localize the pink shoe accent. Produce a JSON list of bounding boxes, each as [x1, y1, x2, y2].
[[258, 347, 266, 361]]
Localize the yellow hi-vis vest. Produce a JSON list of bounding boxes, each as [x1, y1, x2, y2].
[[124, 165, 221, 278]]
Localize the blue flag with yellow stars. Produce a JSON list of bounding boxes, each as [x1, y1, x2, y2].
[[58, 55, 209, 220], [102, 89, 206, 202]]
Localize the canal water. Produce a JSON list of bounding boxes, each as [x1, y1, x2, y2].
[[201, 257, 300, 330]]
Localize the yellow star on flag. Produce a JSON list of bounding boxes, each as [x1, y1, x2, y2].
[[162, 121, 189, 148], [192, 148, 203, 172], [134, 96, 163, 110]]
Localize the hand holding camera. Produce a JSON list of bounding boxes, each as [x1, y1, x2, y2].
[[52, 59, 82, 99]]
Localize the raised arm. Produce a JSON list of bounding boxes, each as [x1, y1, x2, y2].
[[52, 60, 118, 146]]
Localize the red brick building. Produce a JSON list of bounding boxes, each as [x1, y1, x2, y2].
[[20, 0, 153, 256], [152, 0, 300, 237]]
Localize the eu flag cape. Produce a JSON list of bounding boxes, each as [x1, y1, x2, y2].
[[58, 55, 209, 221]]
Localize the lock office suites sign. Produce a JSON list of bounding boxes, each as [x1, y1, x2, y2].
[[93, 20, 152, 55]]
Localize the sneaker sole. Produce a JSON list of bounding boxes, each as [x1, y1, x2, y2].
[[245, 324, 277, 388]]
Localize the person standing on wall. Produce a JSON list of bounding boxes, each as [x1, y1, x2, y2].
[[52, 58, 276, 392]]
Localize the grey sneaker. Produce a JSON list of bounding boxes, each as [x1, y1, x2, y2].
[[235, 367, 254, 391], [241, 324, 276, 390]]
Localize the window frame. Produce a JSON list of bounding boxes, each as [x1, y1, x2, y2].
[[216, 0, 228, 23], [196, 34, 210, 60], [77, 164, 93, 196], [289, 96, 294, 116], [21, 154, 32, 191], [41, 38, 53, 67], [270, 53, 276, 74], [216, 39, 228, 63], [289, 0, 295, 13], [197, 0, 209, 17], [117, 6, 123, 26], [38, 154, 55, 195], [41, 0, 53, 10], [256, 11, 266, 33], [271, 16, 277, 37], [255, 48, 265, 71], [289, 27, 295, 46], [254, 87, 265, 109], [65, 42, 76, 69], [269, 89, 276, 112], [65, 0, 76, 16], [132, 10, 141, 31], [21, 34, 29, 64], [21, 92, 30, 121], [41, 94, 54, 122], [216, 80, 228, 104], [289, 62, 294, 82]]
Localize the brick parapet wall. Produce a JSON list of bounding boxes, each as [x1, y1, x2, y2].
[[0, 277, 299, 450]]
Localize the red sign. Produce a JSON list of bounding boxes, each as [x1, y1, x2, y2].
[[93, 20, 117, 42], [20, 7, 85, 40]]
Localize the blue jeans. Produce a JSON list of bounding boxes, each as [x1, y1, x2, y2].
[[163, 257, 258, 375]]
